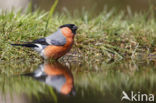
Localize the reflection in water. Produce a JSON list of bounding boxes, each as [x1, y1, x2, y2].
[[23, 61, 75, 96], [0, 60, 156, 103], [0, 93, 30, 103]]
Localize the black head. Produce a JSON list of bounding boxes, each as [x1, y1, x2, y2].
[[59, 24, 78, 34]]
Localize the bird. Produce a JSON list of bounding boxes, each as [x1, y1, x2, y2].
[[11, 24, 78, 59], [23, 61, 75, 96]]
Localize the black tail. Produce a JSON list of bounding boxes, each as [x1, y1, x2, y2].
[[22, 72, 46, 81], [11, 43, 37, 48], [21, 72, 35, 77]]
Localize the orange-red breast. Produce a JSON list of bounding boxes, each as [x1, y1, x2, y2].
[[23, 61, 75, 95], [11, 24, 78, 59]]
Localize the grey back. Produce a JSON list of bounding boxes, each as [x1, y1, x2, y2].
[[45, 29, 66, 46], [46, 75, 66, 92]]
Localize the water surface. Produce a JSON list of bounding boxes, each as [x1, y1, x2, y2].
[[0, 60, 156, 103]]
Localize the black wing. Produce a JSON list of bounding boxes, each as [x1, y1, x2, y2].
[[32, 38, 49, 45], [32, 37, 66, 46]]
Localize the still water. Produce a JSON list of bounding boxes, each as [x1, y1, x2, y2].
[[0, 60, 156, 103]]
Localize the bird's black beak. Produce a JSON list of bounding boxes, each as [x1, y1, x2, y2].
[[68, 87, 76, 96], [73, 26, 78, 31], [72, 26, 78, 34]]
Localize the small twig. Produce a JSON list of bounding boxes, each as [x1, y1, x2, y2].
[[131, 43, 139, 59]]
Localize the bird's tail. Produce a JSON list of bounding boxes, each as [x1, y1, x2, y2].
[[21, 72, 35, 77], [11, 43, 37, 48], [22, 72, 46, 81]]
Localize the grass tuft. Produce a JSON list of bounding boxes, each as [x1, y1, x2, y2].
[[0, 8, 155, 62]]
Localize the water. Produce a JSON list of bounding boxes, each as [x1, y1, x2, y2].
[[0, 60, 156, 103]]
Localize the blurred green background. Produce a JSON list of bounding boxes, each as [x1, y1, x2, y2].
[[0, 0, 155, 14]]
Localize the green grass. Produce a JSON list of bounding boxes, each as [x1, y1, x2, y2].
[[0, 8, 156, 62]]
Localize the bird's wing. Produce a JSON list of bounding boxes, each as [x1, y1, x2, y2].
[[45, 29, 66, 46], [33, 38, 49, 45], [32, 29, 66, 46]]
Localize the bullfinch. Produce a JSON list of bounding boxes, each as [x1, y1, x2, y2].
[[11, 24, 78, 59], [23, 61, 75, 96]]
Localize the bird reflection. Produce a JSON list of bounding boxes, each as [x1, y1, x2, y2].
[[23, 61, 75, 96]]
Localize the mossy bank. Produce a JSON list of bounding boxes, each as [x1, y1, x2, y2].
[[0, 9, 156, 62]]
